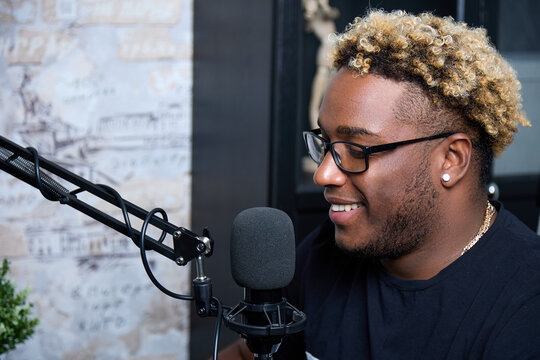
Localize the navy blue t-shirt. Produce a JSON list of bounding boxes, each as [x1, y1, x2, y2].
[[275, 202, 540, 359]]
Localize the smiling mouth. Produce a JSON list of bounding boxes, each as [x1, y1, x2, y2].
[[331, 203, 360, 212]]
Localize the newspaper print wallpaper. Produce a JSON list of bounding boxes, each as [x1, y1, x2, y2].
[[0, 1, 193, 359]]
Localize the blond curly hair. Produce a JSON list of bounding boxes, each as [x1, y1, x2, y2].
[[332, 10, 530, 155]]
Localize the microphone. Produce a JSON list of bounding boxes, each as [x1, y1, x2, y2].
[[225, 207, 306, 359]]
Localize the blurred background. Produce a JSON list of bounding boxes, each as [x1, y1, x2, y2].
[[0, 0, 538, 359]]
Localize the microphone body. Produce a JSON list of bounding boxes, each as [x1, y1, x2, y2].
[[225, 207, 306, 358], [243, 288, 285, 357]]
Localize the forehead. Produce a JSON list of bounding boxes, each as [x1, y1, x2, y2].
[[319, 69, 413, 138]]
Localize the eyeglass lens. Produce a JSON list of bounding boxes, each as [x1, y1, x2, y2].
[[305, 133, 367, 173]]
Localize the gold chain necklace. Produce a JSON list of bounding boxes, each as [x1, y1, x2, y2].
[[460, 200, 495, 256]]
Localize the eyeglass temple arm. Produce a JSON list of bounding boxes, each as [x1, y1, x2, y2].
[[365, 133, 454, 154]]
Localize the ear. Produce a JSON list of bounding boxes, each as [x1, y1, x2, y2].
[[437, 133, 473, 188]]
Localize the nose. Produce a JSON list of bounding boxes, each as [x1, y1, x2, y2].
[[313, 152, 347, 187]]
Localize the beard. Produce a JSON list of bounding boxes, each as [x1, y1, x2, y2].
[[337, 160, 441, 259]]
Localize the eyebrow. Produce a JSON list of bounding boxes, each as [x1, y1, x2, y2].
[[317, 119, 380, 138], [317, 121, 379, 137], [336, 125, 380, 137]]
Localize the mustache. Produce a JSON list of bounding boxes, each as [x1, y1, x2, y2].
[[324, 188, 368, 206]]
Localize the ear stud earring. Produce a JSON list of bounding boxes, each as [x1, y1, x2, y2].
[[442, 173, 451, 182]]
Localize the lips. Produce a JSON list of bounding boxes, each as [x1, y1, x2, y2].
[[325, 192, 366, 225], [330, 203, 360, 212], [329, 204, 361, 225]]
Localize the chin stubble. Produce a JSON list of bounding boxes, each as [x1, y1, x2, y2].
[[338, 159, 440, 259]]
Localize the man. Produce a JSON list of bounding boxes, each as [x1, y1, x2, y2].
[[220, 9, 540, 359]]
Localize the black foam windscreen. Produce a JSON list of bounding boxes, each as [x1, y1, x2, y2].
[[230, 207, 295, 290]]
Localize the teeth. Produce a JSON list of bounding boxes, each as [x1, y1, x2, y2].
[[331, 203, 360, 212]]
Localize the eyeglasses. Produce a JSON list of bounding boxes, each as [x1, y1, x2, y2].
[[303, 129, 454, 174]]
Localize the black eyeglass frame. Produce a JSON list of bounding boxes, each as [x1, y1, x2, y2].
[[303, 129, 455, 174]]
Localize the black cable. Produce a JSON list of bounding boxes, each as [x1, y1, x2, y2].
[[23, 146, 195, 301], [29, 147, 56, 201], [98, 184, 167, 243], [28, 147, 70, 203], [98, 184, 137, 239], [17, 143, 231, 356], [93, 183, 194, 301], [212, 296, 223, 360], [140, 208, 194, 301]]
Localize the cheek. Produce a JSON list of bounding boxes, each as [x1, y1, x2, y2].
[[363, 155, 414, 198], [356, 152, 429, 221]]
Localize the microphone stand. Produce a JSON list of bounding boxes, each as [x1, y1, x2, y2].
[[0, 134, 220, 350], [0, 135, 307, 359], [0, 135, 209, 264]]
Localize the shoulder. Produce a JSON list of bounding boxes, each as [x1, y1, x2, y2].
[[491, 202, 540, 270], [484, 288, 540, 359], [479, 202, 540, 300], [480, 202, 540, 356]]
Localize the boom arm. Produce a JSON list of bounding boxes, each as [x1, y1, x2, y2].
[[0, 135, 211, 268]]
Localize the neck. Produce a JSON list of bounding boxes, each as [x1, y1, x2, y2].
[[379, 196, 493, 280]]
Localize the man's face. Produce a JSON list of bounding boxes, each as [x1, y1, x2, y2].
[[315, 69, 441, 258]]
